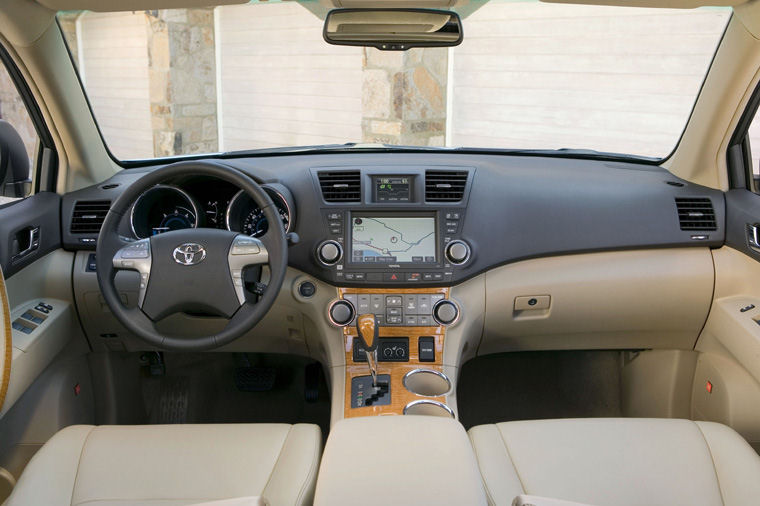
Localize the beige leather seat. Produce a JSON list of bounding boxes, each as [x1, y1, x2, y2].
[[469, 418, 760, 506], [5, 423, 322, 506]]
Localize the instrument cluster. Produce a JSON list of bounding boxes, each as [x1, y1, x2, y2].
[[130, 179, 293, 239]]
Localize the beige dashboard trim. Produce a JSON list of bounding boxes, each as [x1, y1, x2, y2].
[[481, 248, 715, 354], [0, 265, 11, 411]]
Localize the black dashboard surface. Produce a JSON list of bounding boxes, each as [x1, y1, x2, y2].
[[61, 152, 725, 287]]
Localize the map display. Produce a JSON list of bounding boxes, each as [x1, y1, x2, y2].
[[351, 216, 436, 263]]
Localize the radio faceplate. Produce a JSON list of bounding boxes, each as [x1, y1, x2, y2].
[[318, 208, 467, 286]]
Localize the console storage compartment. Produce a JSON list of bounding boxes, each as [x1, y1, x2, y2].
[[313, 416, 487, 506]]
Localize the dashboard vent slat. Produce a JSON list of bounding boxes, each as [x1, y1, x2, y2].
[[71, 200, 111, 234], [425, 170, 468, 202], [675, 197, 717, 231], [318, 171, 361, 202]]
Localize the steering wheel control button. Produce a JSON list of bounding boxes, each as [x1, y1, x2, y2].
[[329, 300, 355, 326], [298, 281, 316, 298], [433, 299, 459, 326], [317, 240, 342, 265], [445, 240, 471, 265], [121, 242, 150, 259], [231, 237, 261, 255], [514, 295, 551, 311], [227, 235, 270, 304], [113, 238, 153, 307]]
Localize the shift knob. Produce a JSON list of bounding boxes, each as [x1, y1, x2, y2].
[[356, 313, 379, 352]]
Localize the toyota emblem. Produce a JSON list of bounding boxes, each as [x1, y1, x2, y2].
[[172, 243, 206, 266]]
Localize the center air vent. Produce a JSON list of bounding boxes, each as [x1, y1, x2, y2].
[[675, 197, 717, 231], [318, 171, 361, 202], [425, 170, 468, 202], [70, 200, 111, 234]]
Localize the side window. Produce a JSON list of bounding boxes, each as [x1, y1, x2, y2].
[[0, 57, 39, 204], [749, 112, 760, 193]]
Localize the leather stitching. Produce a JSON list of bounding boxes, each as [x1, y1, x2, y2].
[[468, 430, 498, 506], [294, 426, 320, 506], [495, 424, 528, 496], [70, 426, 97, 506], [261, 425, 294, 504], [694, 421, 727, 506]]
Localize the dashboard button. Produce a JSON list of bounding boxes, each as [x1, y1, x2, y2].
[[298, 282, 316, 298], [370, 295, 384, 314], [383, 273, 402, 281], [357, 294, 371, 313], [404, 295, 418, 314], [386, 315, 403, 325], [422, 273, 434, 281], [354, 273, 366, 280], [445, 240, 471, 265], [433, 300, 459, 325], [329, 300, 355, 326], [387, 307, 402, 317], [386, 296, 402, 306], [418, 295, 432, 314], [406, 273, 421, 281], [404, 315, 418, 326], [317, 240, 342, 265]]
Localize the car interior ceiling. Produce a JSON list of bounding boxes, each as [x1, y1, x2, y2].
[[3, 0, 760, 505]]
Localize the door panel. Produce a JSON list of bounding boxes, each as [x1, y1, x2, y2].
[[0, 192, 61, 278]]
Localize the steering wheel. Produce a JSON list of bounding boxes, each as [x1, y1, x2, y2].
[[96, 161, 288, 351]]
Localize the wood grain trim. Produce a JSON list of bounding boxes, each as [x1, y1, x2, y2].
[[0, 266, 11, 411], [340, 287, 452, 417], [344, 364, 449, 418]]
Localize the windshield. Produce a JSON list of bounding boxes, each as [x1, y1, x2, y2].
[[57, 1, 730, 161]]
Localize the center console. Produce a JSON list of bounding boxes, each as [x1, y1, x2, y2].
[[312, 166, 475, 287], [329, 287, 459, 418]]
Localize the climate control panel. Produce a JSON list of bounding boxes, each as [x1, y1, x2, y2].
[[329, 290, 459, 328]]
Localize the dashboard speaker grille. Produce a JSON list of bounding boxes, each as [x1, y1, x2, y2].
[[71, 200, 111, 234], [675, 197, 716, 231], [318, 171, 361, 202], [425, 170, 468, 202]]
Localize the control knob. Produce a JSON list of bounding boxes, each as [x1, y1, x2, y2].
[[317, 240, 342, 265], [433, 299, 459, 326], [445, 240, 471, 265], [329, 300, 355, 326]]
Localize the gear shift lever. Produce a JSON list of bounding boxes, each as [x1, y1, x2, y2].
[[356, 313, 379, 387]]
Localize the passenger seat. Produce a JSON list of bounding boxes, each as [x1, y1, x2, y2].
[[469, 418, 760, 506]]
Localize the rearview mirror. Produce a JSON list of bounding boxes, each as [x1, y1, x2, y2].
[[323, 9, 463, 51]]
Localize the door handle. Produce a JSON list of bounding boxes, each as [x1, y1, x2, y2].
[[11, 226, 39, 262]]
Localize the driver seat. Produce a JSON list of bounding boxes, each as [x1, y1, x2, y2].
[[4, 423, 322, 506]]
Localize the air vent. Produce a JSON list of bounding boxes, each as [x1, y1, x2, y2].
[[71, 200, 111, 234], [675, 197, 717, 231], [318, 171, 361, 202], [425, 170, 468, 202]]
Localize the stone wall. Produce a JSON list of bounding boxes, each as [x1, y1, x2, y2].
[[146, 9, 218, 157], [362, 48, 448, 147]]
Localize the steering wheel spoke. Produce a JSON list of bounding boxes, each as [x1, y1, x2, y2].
[[112, 238, 152, 307], [228, 235, 269, 305]]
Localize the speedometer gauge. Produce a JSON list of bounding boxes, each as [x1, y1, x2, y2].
[[226, 186, 294, 238], [242, 206, 290, 237]]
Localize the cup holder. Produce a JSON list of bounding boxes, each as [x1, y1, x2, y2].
[[403, 369, 452, 397], [403, 399, 455, 418]]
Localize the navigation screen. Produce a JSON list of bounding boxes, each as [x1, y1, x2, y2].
[[351, 216, 436, 264]]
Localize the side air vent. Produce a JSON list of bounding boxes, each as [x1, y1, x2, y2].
[[675, 197, 717, 231], [71, 200, 111, 234], [318, 171, 361, 202], [425, 170, 468, 202]]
